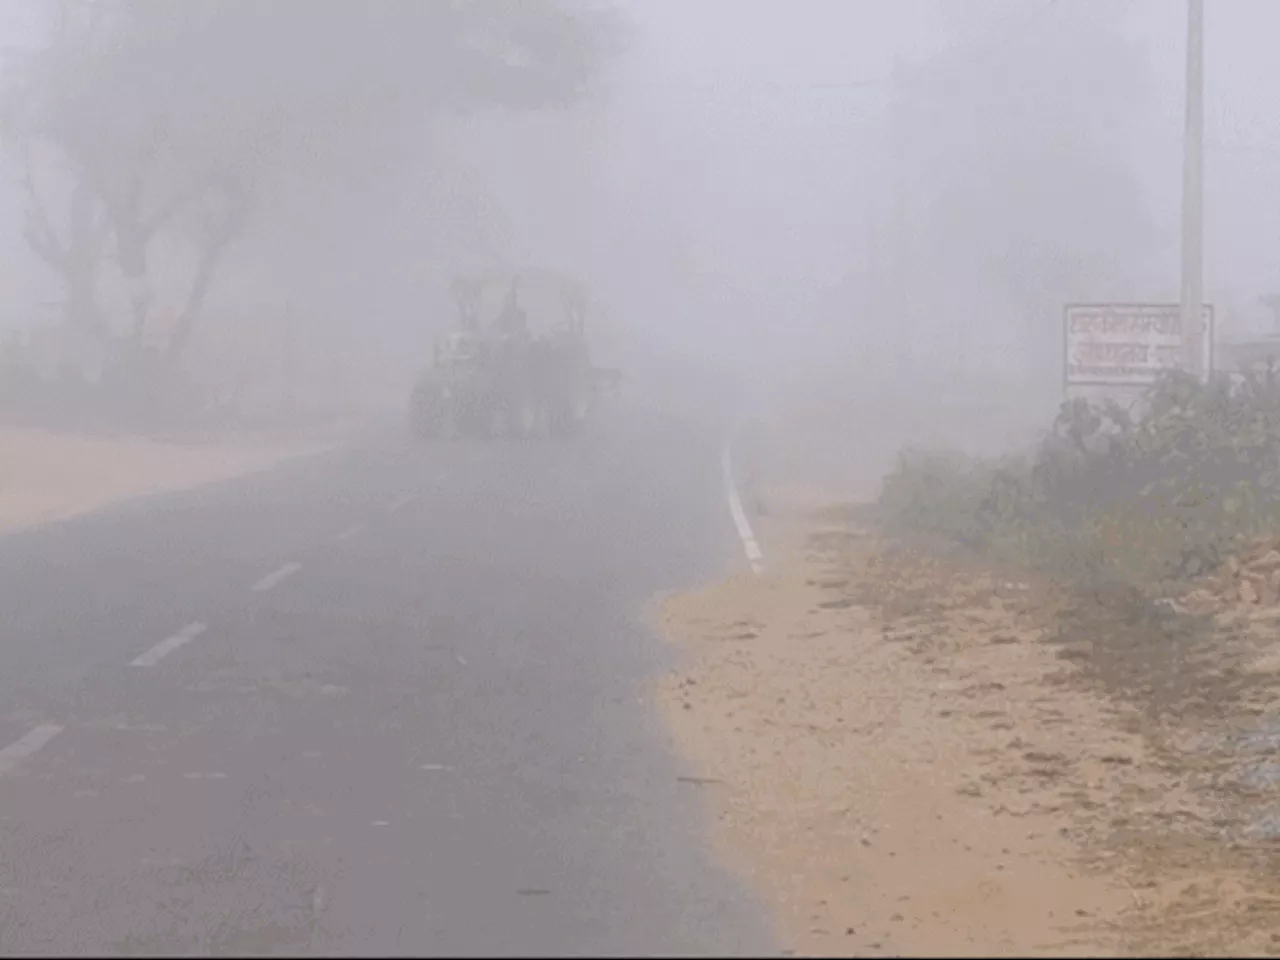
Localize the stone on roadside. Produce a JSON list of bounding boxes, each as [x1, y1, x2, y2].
[[1254, 550, 1280, 571], [1241, 580, 1259, 606]]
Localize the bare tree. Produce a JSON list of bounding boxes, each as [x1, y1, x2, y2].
[[2, 0, 626, 370]]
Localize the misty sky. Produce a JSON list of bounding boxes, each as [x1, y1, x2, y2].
[[4, 1, 1280, 402]]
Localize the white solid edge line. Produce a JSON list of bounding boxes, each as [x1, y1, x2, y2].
[[131, 621, 209, 667], [722, 440, 764, 575], [251, 561, 303, 593], [336, 523, 365, 542], [0, 723, 64, 774]]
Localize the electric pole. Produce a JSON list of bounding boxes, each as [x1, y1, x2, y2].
[[890, 56, 910, 373], [1179, 0, 1205, 380]]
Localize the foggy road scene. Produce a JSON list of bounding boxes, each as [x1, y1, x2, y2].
[[6, 0, 1280, 955]]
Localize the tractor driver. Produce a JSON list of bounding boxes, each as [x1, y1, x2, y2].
[[494, 278, 528, 338]]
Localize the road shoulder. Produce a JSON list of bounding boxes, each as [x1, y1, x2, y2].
[[654, 505, 1146, 957], [0, 424, 347, 534]]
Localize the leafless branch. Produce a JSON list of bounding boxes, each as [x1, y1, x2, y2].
[[19, 146, 68, 269]]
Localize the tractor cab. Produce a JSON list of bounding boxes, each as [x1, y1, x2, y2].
[[434, 329, 482, 365], [411, 267, 607, 441]]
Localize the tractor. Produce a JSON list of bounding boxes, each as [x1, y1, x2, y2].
[[409, 269, 614, 441]]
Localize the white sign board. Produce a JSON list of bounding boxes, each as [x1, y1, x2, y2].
[[1063, 303, 1213, 390]]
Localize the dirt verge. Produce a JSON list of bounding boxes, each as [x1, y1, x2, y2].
[[656, 501, 1280, 957], [0, 425, 344, 534]]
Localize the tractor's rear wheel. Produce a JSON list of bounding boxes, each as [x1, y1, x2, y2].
[[570, 387, 591, 425], [515, 395, 538, 439], [550, 383, 590, 439], [531, 401, 553, 439], [409, 385, 436, 440]]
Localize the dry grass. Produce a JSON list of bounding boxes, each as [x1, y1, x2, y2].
[[0, 426, 336, 534]]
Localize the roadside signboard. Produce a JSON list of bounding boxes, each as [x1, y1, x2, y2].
[[1063, 303, 1213, 397]]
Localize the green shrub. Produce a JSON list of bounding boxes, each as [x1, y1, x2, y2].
[[875, 365, 1280, 590]]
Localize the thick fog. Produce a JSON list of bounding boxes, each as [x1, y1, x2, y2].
[[3, 0, 1280, 435]]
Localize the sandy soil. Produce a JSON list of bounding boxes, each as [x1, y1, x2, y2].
[[0, 426, 341, 534], [656, 497, 1280, 957]]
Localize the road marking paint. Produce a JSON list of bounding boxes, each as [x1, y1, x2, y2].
[[0, 724, 63, 775], [387, 494, 416, 513], [419, 763, 454, 771], [335, 523, 364, 542], [252, 562, 302, 593], [131, 622, 208, 667], [722, 440, 764, 574]]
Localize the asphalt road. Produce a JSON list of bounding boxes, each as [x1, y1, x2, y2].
[[0, 406, 776, 956]]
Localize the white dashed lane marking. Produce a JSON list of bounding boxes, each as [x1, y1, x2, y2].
[[251, 562, 302, 593], [723, 440, 764, 575], [335, 523, 365, 542], [0, 724, 63, 775], [130, 621, 209, 668], [387, 494, 416, 514]]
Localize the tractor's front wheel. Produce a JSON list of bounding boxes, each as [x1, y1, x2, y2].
[[410, 382, 463, 441], [437, 399, 460, 440]]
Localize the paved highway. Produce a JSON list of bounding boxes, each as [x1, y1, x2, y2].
[[0, 407, 775, 956]]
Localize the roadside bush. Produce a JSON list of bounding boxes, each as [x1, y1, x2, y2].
[[876, 366, 1280, 591], [877, 448, 1019, 549]]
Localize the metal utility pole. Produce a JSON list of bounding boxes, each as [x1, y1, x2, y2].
[[889, 56, 911, 373], [1179, 0, 1206, 380], [865, 214, 881, 376]]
